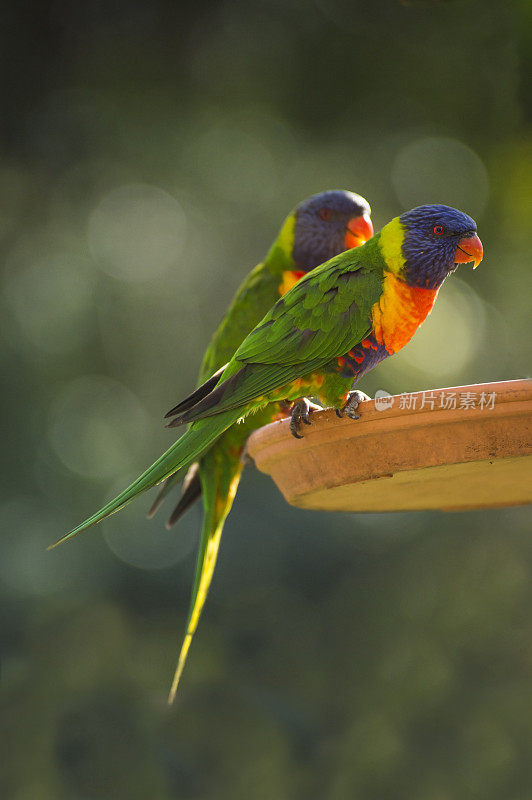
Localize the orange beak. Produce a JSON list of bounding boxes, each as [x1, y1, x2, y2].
[[454, 233, 483, 269], [345, 213, 373, 249]]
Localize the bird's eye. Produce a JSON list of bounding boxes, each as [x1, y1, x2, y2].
[[433, 225, 445, 236], [319, 207, 331, 220]]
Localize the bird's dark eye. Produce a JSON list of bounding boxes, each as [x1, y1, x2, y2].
[[433, 225, 445, 236], [319, 207, 331, 221]]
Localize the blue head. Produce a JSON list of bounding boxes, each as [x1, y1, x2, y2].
[[399, 204, 483, 289], [292, 190, 373, 270]]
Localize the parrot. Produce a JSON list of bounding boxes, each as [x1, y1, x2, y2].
[[145, 190, 373, 699], [53, 204, 483, 702], [149, 190, 373, 526]]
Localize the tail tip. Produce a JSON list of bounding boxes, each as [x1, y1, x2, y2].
[[167, 675, 181, 706], [166, 418, 182, 429], [47, 536, 66, 551], [167, 690, 177, 707], [146, 503, 160, 519]]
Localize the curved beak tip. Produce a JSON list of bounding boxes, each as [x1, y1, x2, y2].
[[345, 213, 373, 248], [455, 233, 483, 269]]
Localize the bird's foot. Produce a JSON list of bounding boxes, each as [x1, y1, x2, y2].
[[335, 390, 370, 421], [290, 397, 322, 439]]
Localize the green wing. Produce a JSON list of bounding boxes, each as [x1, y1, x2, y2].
[[176, 250, 384, 424], [199, 262, 280, 382], [236, 257, 378, 364]]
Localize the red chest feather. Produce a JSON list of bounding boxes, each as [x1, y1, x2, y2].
[[278, 270, 306, 296], [371, 272, 438, 354]]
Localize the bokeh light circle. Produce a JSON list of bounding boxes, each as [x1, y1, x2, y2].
[[88, 184, 186, 282], [398, 278, 487, 379], [48, 375, 150, 479], [4, 253, 96, 355], [101, 480, 197, 570], [392, 137, 489, 217]]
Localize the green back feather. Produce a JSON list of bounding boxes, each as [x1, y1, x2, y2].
[[177, 238, 385, 425]]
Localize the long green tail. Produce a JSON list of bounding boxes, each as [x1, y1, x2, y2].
[[168, 450, 243, 703], [50, 409, 244, 548]]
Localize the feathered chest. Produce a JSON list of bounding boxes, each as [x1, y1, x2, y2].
[[371, 271, 439, 354]]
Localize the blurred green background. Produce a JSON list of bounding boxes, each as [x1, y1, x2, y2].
[[1, 0, 531, 797]]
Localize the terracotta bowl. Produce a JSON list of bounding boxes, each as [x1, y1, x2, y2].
[[246, 380, 532, 512]]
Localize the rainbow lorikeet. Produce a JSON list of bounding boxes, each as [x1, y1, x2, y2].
[[54, 204, 483, 702], [149, 190, 373, 526], [146, 190, 373, 696]]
